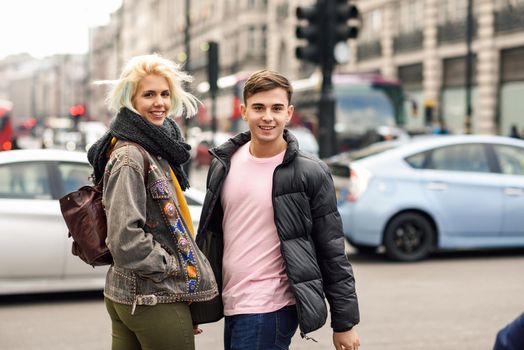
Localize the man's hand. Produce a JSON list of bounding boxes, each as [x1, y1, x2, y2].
[[333, 328, 360, 350]]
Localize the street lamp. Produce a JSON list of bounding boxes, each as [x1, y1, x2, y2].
[[464, 0, 473, 134]]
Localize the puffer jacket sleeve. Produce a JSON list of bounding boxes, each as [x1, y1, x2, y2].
[[308, 161, 360, 332], [104, 146, 177, 283]]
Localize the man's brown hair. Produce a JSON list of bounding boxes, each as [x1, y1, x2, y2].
[[243, 70, 293, 105]]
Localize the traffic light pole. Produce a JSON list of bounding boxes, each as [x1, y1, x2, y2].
[[318, 0, 337, 158], [464, 0, 473, 134], [207, 42, 219, 138], [318, 75, 337, 159], [210, 89, 217, 135], [183, 0, 192, 139]]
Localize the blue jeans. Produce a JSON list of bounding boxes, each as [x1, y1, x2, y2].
[[494, 312, 524, 350], [224, 305, 299, 350]]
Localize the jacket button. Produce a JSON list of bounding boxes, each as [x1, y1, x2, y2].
[[165, 171, 170, 177], [157, 156, 162, 160]]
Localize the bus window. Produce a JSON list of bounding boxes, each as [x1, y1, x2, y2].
[[334, 87, 396, 136]]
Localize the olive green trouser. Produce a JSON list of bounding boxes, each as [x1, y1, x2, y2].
[[105, 297, 194, 350]]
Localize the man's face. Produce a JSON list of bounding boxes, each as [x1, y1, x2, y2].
[[241, 88, 293, 147]]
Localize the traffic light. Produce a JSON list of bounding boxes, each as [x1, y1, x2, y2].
[[69, 104, 85, 117], [207, 41, 219, 94], [295, 2, 325, 64], [296, 1, 360, 67], [330, 0, 360, 64], [334, 0, 360, 41], [295, 0, 361, 158]]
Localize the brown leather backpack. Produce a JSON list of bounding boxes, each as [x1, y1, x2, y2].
[[59, 142, 150, 266]]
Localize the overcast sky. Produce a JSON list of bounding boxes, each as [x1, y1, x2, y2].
[[0, 0, 122, 59]]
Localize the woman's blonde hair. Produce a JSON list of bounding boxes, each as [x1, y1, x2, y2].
[[106, 53, 199, 118]]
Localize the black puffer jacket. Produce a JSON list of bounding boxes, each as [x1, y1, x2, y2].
[[192, 130, 359, 335]]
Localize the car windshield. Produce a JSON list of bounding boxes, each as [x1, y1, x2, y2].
[[325, 141, 402, 178], [329, 141, 401, 164], [348, 141, 401, 161]]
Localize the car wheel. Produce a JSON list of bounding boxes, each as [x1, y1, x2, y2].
[[384, 212, 435, 261]]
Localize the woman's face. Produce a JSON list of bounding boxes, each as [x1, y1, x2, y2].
[[132, 74, 172, 126]]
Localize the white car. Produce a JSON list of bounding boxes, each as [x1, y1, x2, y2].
[[288, 127, 319, 156], [0, 149, 204, 295]]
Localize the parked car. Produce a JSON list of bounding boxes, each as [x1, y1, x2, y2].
[[327, 135, 524, 261], [0, 149, 204, 295], [288, 127, 319, 156], [41, 117, 83, 151], [78, 121, 108, 152]]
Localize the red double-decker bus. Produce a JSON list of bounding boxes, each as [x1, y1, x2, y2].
[[0, 99, 13, 151]]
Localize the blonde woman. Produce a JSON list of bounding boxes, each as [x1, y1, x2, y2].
[[88, 54, 217, 350]]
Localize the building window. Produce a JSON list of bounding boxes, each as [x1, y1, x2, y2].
[[394, 1, 424, 53], [397, 0, 424, 34], [262, 25, 267, 52], [443, 56, 477, 87], [357, 8, 383, 61], [248, 26, 256, 55], [437, 0, 477, 43], [499, 47, 524, 135], [501, 47, 524, 82], [438, 0, 468, 24], [398, 64, 423, 90], [360, 9, 382, 43], [495, 0, 524, 10], [494, 0, 524, 33], [441, 56, 478, 133], [398, 63, 425, 130]]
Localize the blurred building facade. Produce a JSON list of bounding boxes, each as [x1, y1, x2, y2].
[[87, 0, 312, 128], [352, 0, 524, 135], [88, 8, 123, 125], [0, 0, 522, 137], [87, 0, 523, 135], [0, 54, 87, 126]]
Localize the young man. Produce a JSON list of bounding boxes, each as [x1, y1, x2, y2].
[[193, 70, 360, 349]]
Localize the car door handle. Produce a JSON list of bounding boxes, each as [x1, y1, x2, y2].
[[504, 187, 524, 197], [427, 182, 448, 191]]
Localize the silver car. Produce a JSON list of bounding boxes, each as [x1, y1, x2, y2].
[[0, 149, 204, 295], [328, 135, 524, 261]]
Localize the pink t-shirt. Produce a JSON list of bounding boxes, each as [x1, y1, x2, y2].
[[220, 142, 295, 315]]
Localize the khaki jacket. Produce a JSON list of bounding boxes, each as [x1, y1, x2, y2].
[[102, 141, 218, 310]]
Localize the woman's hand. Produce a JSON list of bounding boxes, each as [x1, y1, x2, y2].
[[193, 325, 203, 335]]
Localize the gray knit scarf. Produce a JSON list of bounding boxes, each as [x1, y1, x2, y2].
[[87, 107, 191, 189]]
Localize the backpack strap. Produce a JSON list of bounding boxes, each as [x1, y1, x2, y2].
[[112, 141, 151, 185]]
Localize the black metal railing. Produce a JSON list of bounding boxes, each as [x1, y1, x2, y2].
[[393, 30, 424, 53], [357, 41, 382, 61], [437, 19, 478, 44], [495, 4, 524, 33]]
